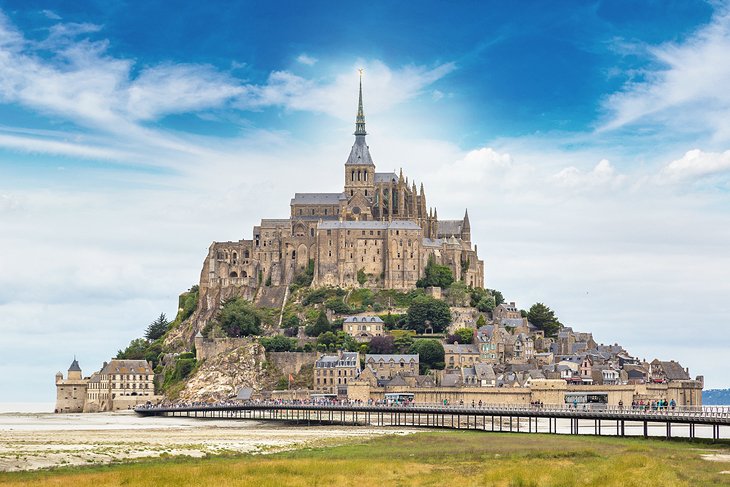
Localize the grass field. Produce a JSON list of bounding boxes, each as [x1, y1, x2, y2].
[[1, 431, 729, 486]]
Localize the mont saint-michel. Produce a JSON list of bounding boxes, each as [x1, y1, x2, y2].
[[194, 75, 483, 324], [54, 79, 704, 417]]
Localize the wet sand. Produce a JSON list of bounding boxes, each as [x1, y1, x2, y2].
[[0, 411, 412, 472]]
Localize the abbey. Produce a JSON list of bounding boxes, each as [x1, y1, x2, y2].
[[196, 76, 484, 313]]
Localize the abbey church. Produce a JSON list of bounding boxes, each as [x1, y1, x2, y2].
[[196, 76, 484, 313]]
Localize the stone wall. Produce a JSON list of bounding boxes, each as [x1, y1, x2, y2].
[[195, 336, 253, 362], [267, 352, 318, 377], [347, 379, 703, 406]]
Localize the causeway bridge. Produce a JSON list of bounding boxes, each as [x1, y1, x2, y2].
[[135, 402, 729, 441]]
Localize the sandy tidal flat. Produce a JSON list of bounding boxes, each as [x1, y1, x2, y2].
[[0, 411, 411, 472]]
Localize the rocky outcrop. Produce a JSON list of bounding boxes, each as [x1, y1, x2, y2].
[[177, 340, 279, 403]]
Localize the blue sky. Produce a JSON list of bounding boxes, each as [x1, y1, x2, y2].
[[1, 1, 730, 406]]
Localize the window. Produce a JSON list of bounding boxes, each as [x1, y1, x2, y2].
[[324, 209, 328, 215], [365, 189, 368, 196], [310, 228, 314, 237], [298, 209, 302, 215]]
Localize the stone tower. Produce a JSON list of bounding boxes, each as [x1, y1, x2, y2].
[[343, 70, 375, 220], [54, 358, 88, 413]]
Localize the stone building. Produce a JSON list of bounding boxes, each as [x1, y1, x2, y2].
[[444, 343, 482, 368], [364, 354, 419, 380], [193, 75, 484, 326], [55, 358, 88, 413], [84, 359, 156, 412], [343, 316, 385, 342], [55, 358, 158, 413], [313, 351, 360, 396]]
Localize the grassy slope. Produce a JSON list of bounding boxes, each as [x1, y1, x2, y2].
[[1, 431, 729, 487]]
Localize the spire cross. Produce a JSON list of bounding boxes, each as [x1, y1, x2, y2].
[[355, 69, 367, 136]]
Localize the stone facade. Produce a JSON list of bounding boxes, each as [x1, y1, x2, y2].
[[192, 78, 484, 329], [343, 316, 385, 342], [313, 351, 360, 396], [54, 359, 87, 413], [364, 354, 419, 380], [55, 358, 160, 413]]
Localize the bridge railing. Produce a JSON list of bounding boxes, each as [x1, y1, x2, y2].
[[134, 400, 730, 420]]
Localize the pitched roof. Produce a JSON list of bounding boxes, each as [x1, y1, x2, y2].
[[374, 172, 398, 183], [344, 316, 384, 323], [290, 193, 344, 205], [345, 137, 375, 166], [318, 220, 422, 230], [365, 354, 418, 363], [68, 358, 81, 372], [436, 220, 463, 237], [444, 343, 480, 354], [100, 359, 153, 375]]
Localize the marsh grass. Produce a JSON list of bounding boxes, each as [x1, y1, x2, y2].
[[1, 432, 729, 486]]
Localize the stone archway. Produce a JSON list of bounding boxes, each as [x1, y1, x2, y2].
[[296, 243, 308, 269]]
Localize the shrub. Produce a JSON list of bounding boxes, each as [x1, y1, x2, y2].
[[406, 296, 451, 333], [216, 298, 262, 337], [260, 335, 297, 352]]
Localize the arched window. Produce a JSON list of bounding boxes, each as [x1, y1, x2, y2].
[[364, 171, 368, 181], [229, 271, 238, 278], [351, 170, 355, 181]]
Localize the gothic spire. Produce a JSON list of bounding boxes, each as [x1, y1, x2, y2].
[[354, 69, 367, 136]]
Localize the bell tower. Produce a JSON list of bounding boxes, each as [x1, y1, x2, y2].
[[343, 70, 375, 220]]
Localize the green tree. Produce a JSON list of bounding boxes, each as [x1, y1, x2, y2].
[[453, 327, 474, 344], [527, 302, 563, 337], [306, 310, 332, 337], [145, 313, 169, 341], [260, 335, 297, 352], [410, 339, 445, 372], [217, 298, 262, 337], [476, 295, 496, 312], [116, 338, 148, 360], [406, 295, 451, 333], [488, 289, 505, 307], [391, 330, 415, 353], [369, 335, 395, 354], [416, 256, 454, 288], [446, 281, 469, 306], [476, 315, 487, 327], [357, 268, 367, 286]]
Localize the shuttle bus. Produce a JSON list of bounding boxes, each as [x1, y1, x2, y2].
[[564, 392, 608, 410]]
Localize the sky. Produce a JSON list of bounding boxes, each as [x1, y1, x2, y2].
[[1, 0, 729, 406]]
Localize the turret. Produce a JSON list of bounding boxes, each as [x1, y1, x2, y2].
[[67, 357, 82, 380], [344, 70, 375, 200], [461, 208, 471, 243]]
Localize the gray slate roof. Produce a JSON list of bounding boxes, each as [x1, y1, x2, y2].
[[437, 220, 463, 237], [68, 358, 81, 372], [444, 343, 480, 354], [344, 316, 384, 323], [290, 193, 344, 205], [374, 172, 398, 183], [345, 137, 375, 166], [365, 354, 418, 363], [318, 220, 422, 230]]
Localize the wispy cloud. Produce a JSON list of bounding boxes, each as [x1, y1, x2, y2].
[[0, 11, 455, 170], [296, 53, 317, 66], [599, 5, 730, 141]]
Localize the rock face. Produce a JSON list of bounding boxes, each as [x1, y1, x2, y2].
[[177, 341, 278, 403]]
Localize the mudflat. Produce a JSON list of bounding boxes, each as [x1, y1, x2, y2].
[[0, 411, 411, 472]]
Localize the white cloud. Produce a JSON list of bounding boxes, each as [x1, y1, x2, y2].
[[600, 6, 730, 141], [296, 53, 317, 66], [552, 159, 626, 189], [41, 9, 61, 20], [126, 64, 245, 120], [658, 148, 730, 182]]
